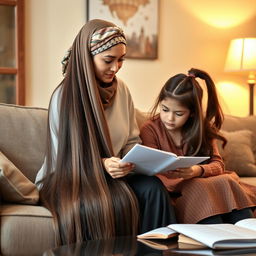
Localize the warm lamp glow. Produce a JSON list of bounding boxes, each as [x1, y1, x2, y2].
[[225, 38, 256, 72], [218, 81, 247, 116], [178, 0, 256, 28], [225, 38, 256, 115]]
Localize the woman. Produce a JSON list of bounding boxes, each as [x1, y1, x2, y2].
[[140, 68, 256, 224], [35, 19, 176, 245]]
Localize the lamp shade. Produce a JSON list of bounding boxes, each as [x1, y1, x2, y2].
[[225, 38, 256, 72]]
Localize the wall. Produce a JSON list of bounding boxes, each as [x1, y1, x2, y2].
[[25, 0, 86, 107], [25, 0, 256, 116]]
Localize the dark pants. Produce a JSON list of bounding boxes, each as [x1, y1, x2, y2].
[[198, 208, 254, 224], [127, 174, 177, 233]]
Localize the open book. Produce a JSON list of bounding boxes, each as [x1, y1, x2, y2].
[[172, 247, 256, 255], [120, 144, 209, 175], [137, 218, 256, 249]]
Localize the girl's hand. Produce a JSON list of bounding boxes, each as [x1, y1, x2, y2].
[[168, 165, 203, 180], [103, 157, 135, 179]]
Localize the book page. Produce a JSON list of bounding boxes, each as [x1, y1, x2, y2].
[[121, 144, 209, 175], [137, 227, 178, 239], [178, 234, 206, 247], [169, 224, 256, 249], [121, 144, 178, 175], [172, 249, 215, 255], [172, 248, 256, 255], [235, 218, 256, 231], [164, 156, 210, 171]]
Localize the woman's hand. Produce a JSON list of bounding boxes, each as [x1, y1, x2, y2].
[[103, 157, 135, 179], [167, 165, 203, 180]]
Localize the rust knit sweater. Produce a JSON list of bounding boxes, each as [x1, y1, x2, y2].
[[140, 116, 256, 223]]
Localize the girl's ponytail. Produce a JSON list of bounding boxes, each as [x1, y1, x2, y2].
[[188, 68, 224, 130]]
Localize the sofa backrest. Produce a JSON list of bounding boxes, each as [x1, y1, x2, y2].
[[222, 114, 256, 134], [1, 104, 255, 182], [136, 109, 256, 137], [222, 114, 256, 151], [135, 109, 149, 129], [0, 104, 48, 182]]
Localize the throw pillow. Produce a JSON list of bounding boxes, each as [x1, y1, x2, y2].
[[222, 115, 256, 160], [218, 130, 256, 176], [0, 152, 39, 204]]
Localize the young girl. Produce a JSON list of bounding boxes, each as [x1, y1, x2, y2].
[[140, 68, 256, 224], [36, 19, 176, 245]]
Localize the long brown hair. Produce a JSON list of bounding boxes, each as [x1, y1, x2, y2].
[[39, 20, 138, 245], [150, 68, 226, 156]]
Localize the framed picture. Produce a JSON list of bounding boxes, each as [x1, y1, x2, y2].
[[87, 0, 159, 59]]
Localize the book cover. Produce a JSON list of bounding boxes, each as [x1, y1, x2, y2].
[[138, 238, 177, 251]]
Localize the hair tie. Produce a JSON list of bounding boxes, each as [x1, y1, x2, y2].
[[61, 47, 72, 76], [188, 73, 196, 78]]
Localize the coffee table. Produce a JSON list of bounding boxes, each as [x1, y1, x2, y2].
[[43, 236, 256, 256]]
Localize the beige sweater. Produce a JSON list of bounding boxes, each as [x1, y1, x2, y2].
[[105, 78, 141, 157], [35, 77, 141, 186]]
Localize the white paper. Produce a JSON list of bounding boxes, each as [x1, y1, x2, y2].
[[121, 144, 209, 175], [169, 222, 256, 249]]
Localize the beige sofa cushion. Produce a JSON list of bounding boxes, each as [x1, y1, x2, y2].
[[0, 152, 39, 204], [0, 204, 55, 255], [219, 130, 256, 176], [222, 115, 256, 158], [0, 104, 48, 182], [221, 115, 256, 177]]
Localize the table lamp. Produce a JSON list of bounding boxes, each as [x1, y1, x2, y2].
[[225, 38, 256, 115]]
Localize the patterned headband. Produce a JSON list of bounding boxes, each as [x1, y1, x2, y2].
[[90, 26, 126, 56], [61, 26, 126, 76]]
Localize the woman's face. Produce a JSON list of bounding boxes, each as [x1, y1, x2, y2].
[[93, 43, 126, 83]]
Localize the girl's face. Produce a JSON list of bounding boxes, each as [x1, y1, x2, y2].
[[93, 43, 126, 83], [159, 97, 191, 133]]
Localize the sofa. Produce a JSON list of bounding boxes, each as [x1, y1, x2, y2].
[[1, 103, 256, 256]]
